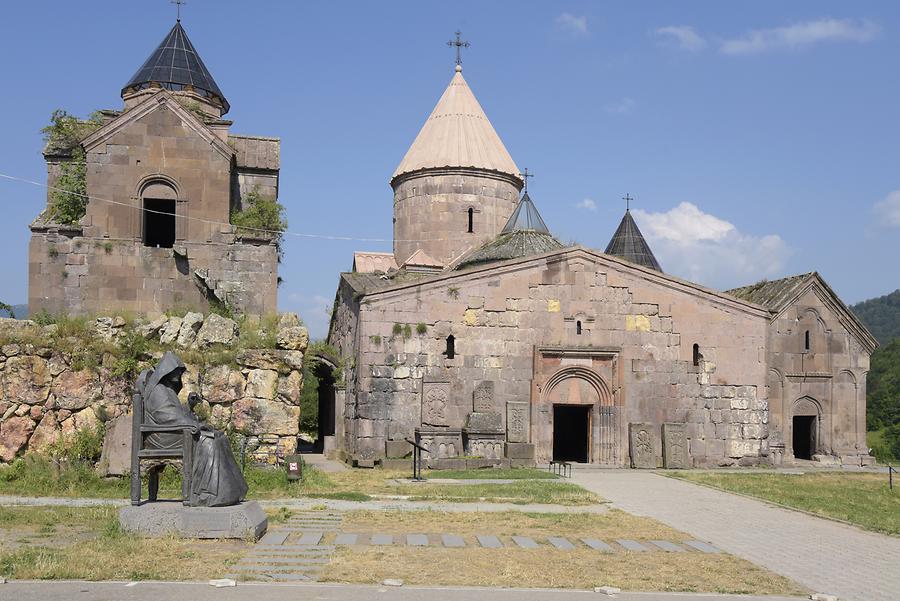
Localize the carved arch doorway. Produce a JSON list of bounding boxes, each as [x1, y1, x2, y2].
[[543, 366, 618, 465], [791, 396, 821, 460]]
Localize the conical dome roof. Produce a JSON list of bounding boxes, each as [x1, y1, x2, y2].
[[393, 67, 520, 182], [605, 210, 663, 272], [456, 192, 561, 270], [122, 22, 229, 113]]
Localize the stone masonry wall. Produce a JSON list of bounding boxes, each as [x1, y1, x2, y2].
[[332, 248, 773, 467], [0, 313, 308, 470]]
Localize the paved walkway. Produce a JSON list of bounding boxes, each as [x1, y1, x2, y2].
[[572, 470, 900, 601], [0, 581, 807, 601]]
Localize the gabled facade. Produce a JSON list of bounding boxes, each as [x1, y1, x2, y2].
[[29, 21, 280, 316]]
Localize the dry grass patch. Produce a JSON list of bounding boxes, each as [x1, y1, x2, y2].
[[0, 505, 247, 581], [322, 546, 806, 595], [340, 509, 681, 540]]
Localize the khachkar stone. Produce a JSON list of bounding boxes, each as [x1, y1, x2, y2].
[[473, 381, 495, 412], [421, 381, 451, 427], [662, 422, 689, 469], [629, 422, 656, 469], [506, 401, 530, 443]]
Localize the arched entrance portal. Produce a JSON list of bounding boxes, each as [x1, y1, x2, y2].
[[312, 360, 335, 451], [543, 367, 614, 464], [791, 397, 821, 460], [302, 351, 341, 455]]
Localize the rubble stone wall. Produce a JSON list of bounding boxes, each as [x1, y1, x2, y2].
[[0, 313, 308, 470]]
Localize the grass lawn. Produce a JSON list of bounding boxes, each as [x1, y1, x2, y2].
[[669, 471, 900, 535], [0, 457, 598, 506], [0, 505, 246, 580], [324, 510, 805, 594], [433, 468, 558, 480]]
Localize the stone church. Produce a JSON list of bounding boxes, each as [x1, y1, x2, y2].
[[29, 20, 280, 316], [327, 61, 877, 469]]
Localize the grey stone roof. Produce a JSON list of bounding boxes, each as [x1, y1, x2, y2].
[[604, 210, 662, 272], [122, 22, 229, 113], [725, 273, 815, 311], [456, 192, 562, 270]]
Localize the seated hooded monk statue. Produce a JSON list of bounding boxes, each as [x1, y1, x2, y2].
[[138, 351, 248, 507]]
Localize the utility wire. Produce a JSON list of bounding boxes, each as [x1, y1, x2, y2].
[[0, 171, 454, 245]]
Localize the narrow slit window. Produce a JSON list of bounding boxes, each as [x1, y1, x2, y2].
[[467, 208, 474, 233], [576, 320, 582, 335], [444, 335, 456, 359], [692, 343, 700, 367], [804, 330, 810, 352]]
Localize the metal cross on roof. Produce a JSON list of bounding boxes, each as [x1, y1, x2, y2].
[[519, 168, 534, 192], [447, 30, 470, 67], [623, 193, 634, 211], [171, 0, 186, 21]]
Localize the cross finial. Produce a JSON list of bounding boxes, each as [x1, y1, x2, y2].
[[447, 30, 470, 70], [519, 168, 534, 192], [171, 0, 186, 22], [623, 193, 633, 211]]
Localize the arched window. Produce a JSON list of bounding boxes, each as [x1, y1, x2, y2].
[[141, 181, 177, 248], [576, 320, 582, 335], [467, 208, 474, 233], [804, 330, 810, 352], [692, 343, 700, 367], [444, 335, 456, 359]]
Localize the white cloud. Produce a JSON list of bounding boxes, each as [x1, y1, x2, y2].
[[556, 13, 588, 37], [655, 25, 706, 52], [576, 198, 598, 212], [604, 97, 635, 114], [874, 190, 900, 227], [721, 18, 879, 55], [632, 202, 791, 289]]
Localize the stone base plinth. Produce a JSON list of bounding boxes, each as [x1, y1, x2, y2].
[[119, 500, 267, 540]]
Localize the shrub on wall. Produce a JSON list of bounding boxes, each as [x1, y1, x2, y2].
[[231, 187, 288, 258]]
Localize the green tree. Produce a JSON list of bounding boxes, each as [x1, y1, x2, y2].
[[41, 110, 103, 225], [0, 301, 14, 319], [231, 187, 288, 258]]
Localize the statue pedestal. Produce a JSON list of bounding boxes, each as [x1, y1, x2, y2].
[[119, 500, 267, 539]]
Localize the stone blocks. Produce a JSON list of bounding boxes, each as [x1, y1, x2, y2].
[[119, 500, 267, 539], [629, 422, 656, 469]]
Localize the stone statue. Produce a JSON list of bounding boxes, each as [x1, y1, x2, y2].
[[137, 352, 248, 507]]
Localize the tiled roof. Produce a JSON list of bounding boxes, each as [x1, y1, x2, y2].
[[392, 67, 521, 182], [604, 210, 662, 272], [725, 273, 815, 311], [352, 251, 398, 274], [122, 22, 229, 113]]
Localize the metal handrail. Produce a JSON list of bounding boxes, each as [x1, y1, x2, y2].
[[890, 464, 897, 490], [405, 437, 427, 481]]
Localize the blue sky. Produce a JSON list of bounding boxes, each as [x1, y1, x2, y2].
[[1, 1, 898, 338]]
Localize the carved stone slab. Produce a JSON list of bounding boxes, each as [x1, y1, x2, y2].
[[473, 381, 495, 412], [662, 422, 689, 469], [629, 422, 656, 469], [421, 381, 451, 427], [417, 428, 463, 461], [506, 401, 530, 443]]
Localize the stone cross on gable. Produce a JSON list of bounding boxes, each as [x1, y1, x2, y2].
[[447, 30, 470, 67]]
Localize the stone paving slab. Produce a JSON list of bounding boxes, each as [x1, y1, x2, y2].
[[476, 535, 503, 548], [512, 536, 539, 549], [334, 533, 358, 546], [650, 540, 685, 552], [616, 539, 649, 552], [683, 540, 721, 553], [573, 470, 900, 601], [582, 538, 615, 552], [258, 531, 289, 545], [442, 534, 465, 548], [296, 532, 324, 545], [547, 536, 576, 550], [371, 534, 394, 546], [407, 534, 429, 546]]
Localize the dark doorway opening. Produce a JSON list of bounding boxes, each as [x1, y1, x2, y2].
[[792, 415, 817, 460], [143, 198, 176, 248], [314, 361, 336, 452], [553, 405, 590, 463]]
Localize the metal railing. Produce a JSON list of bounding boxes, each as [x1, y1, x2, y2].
[[890, 464, 897, 491], [549, 460, 572, 478], [405, 437, 428, 481]]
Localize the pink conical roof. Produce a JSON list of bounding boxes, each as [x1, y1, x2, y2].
[[392, 68, 520, 181]]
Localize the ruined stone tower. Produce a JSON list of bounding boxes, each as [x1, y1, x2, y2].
[[391, 65, 523, 268], [29, 20, 281, 316]]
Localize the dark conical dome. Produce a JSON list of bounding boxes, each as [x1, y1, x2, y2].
[[122, 22, 229, 113], [501, 192, 550, 234], [605, 210, 663, 272]]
